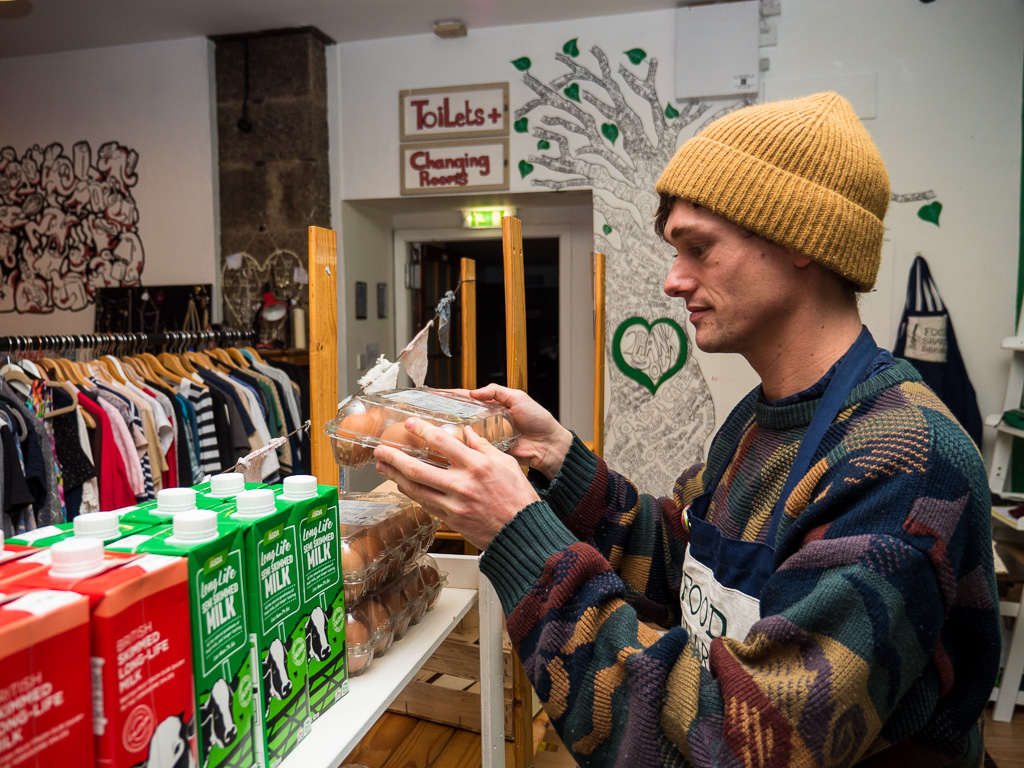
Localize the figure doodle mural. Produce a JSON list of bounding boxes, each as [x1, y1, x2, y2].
[[513, 41, 749, 493], [0, 141, 144, 314]]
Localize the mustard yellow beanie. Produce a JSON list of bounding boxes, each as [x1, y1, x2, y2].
[[655, 91, 890, 291]]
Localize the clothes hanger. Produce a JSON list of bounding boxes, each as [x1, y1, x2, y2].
[[244, 346, 267, 365], [43, 381, 81, 419], [225, 346, 251, 368]]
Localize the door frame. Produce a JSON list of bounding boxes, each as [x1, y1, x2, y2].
[[392, 224, 573, 421]]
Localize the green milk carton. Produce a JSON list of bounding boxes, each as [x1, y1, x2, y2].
[[273, 476, 347, 720], [108, 508, 256, 768], [118, 486, 225, 525], [5, 511, 154, 547], [228, 489, 309, 768], [197, 473, 266, 504]]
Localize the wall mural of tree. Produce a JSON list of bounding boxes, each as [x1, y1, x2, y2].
[[512, 41, 749, 493]]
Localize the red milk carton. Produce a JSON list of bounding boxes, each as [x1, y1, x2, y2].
[[10, 538, 196, 768], [0, 589, 94, 768]]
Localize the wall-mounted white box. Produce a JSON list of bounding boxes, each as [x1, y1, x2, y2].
[[675, 0, 761, 100]]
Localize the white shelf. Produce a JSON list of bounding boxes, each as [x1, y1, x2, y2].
[[993, 506, 1024, 531], [285, 585, 478, 768]]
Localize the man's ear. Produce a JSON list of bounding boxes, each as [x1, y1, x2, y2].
[[790, 249, 814, 269]]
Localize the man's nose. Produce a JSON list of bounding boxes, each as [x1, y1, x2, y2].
[[664, 260, 695, 298]]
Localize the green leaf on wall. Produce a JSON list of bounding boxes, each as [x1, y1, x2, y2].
[[665, 103, 679, 119], [624, 48, 647, 65], [537, 139, 550, 150], [602, 224, 613, 235], [518, 160, 534, 178], [601, 123, 619, 145], [562, 39, 580, 57], [511, 57, 531, 71], [513, 117, 529, 133], [563, 83, 581, 102], [918, 201, 942, 226]]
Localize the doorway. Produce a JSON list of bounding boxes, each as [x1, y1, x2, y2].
[[407, 237, 560, 419]]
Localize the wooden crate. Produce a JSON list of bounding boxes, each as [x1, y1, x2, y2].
[[387, 611, 522, 736]]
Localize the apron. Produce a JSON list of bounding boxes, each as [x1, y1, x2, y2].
[[680, 327, 878, 667]]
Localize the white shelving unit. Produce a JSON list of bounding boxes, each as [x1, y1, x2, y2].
[[986, 320, 1024, 500], [282, 553, 506, 768]]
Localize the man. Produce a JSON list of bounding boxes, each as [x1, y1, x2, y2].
[[374, 92, 1001, 766]]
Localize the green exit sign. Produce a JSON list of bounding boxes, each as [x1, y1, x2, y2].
[[462, 207, 514, 229]]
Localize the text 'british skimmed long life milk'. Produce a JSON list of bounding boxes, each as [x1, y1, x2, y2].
[[228, 488, 309, 768], [271, 476, 347, 720], [4, 538, 195, 768], [109, 496, 256, 768], [0, 589, 93, 768]]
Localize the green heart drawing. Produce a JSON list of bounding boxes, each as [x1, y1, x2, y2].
[[601, 123, 619, 145], [518, 160, 534, 178], [563, 83, 581, 102], [918, 201, 942, 226], [602, 224, 612, 235], [612, 317, 687, 395], [665, 103, 679, 119], [513, 117, 529, 133], [511, 57, 531, 72], [537, 139, 550, 150], [562, 38, 580, 57]]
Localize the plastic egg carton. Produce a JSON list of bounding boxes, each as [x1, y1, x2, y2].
[[343, 554, 449, 677], [338, 492, 435, 607], [325, 387, 518, 470]]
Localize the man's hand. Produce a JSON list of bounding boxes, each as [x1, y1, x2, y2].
[[467, 384, 573, 480], [373, 417, 541, 550]]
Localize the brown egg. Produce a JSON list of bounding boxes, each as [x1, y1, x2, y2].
[[340, 539, 366, 582], [360, 598, 393, 656], [380, 421, 425, 452], [345, 613, 373, 675], [334, 411, 383, 465], [419, 562, 442, 607], [359, 533, 384, 566]]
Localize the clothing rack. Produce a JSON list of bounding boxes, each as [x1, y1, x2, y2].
[[0, 329, 256, 355]]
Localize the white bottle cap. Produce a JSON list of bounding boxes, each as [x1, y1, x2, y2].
[[73, 512, 121, 542], [208, 473, 246, 498], [156, 488, 198, 517], [280, 475, 317, 501], [233, 488, 277, 518], [50, 538, 105, 579], [172, 510, 219, 542]]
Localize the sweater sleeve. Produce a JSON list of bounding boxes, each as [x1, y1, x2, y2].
[[480, 413, 999, 767]]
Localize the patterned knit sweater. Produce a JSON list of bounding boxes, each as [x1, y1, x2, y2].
[[479, 354, 1000, 767]]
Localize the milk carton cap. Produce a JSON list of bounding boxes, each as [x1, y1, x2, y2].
[[209, 472, 246, 498], [172, 509, 219, 542], [281, 475, 317, 501], [73, 511, 120, 541], [157, 487, 198, 515], [234, 488, 277, 518], [50, 538, 105, 578]]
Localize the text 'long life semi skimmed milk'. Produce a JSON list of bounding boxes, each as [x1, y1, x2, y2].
[[0, 589, 94, 768], [5, 538, 195, 768], [272, 476, 347, 720], [109, 502, 256, 768], [228, 489, 309, 768]]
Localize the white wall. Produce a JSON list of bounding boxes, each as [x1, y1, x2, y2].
[[0, 37, 219, 334], [335, 0, 1023, 463]]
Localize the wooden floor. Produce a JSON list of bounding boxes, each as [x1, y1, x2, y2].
[[347, 706, 1022, 768]]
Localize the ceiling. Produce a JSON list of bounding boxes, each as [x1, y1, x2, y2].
[[0, 0, 682, 60]]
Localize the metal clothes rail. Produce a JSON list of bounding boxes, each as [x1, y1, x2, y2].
[[0, 329, 256, 355]]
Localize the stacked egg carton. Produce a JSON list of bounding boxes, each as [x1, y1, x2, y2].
[[338, 492, 446, 676]]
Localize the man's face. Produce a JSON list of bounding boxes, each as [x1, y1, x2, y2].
[[662, 198, 804, 358]]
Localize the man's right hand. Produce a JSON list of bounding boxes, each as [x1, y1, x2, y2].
[[468, 384, 573, 480]]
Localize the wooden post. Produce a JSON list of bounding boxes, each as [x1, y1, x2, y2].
[[308, 226, 339, 485], [500, 216, 534, 768], [592, 252, 606, 458], [460, 258, 477, 390], [502, 217, 528, 391]]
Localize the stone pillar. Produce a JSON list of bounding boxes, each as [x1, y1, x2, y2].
[[213, 27, 333, 342]]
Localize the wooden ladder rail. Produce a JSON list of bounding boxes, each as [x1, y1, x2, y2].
[[592, 251, 606, 458], [308, 226, 339, 484], [501, 216, 535, 768]]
